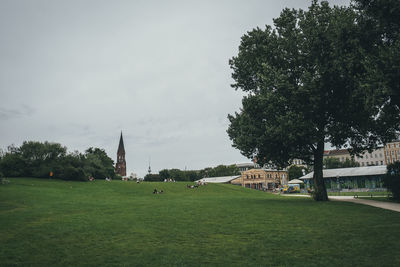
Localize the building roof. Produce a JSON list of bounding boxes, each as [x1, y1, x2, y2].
[[299, 165, 387, 179], [288, 179, 304, 184], [324, 149, 349, 156], [235, 163, 255, 168], [195, 175, 241, 183]]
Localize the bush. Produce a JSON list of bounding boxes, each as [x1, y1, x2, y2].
[[114, 174, 123, 180], [383, 162, 400, 200], [0, 153, 25, 177], [144, 174, 162, 182]]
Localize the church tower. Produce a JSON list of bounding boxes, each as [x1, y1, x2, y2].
[[116, 132, 126, 176]]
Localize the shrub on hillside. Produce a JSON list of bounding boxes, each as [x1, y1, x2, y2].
[[144, 174, 162, 181], [0, 153, 25, 177], [57, 166, 87, 181], [383, 162, 400, 200], [113, 174, 122, 180]]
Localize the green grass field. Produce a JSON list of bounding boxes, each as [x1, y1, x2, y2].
[[1, 178, 400, 266]]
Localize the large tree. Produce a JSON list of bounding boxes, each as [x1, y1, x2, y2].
[[227, 1, 398, 201]]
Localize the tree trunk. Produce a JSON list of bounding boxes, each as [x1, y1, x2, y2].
[[312, 139, 328, 201]]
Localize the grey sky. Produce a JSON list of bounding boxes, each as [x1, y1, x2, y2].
[[0, 0, 350, 177]]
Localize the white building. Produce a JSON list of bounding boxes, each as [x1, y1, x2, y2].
[[195, 175, 241, 184], [354, 147, 385, 167]]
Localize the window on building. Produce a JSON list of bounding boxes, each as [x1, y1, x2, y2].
[[380, 153, 382, 157], [381, 161, 383, 165], [375, 154, 377, 158], [362, 162, 365, 166], [375, 161, 378, 165]]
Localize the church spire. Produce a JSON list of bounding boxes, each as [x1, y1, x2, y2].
[[118, 131, 125, 154], [116, 131, 126, 177]]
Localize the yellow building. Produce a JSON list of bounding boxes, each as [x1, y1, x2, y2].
[[384, 141, 400, 165], [231, 168, 287, 190]]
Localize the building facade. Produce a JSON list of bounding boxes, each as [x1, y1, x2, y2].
[[324, 149, 352, 163], [324, 147, 387, 167], [354, 147, 385, 167], [300, 165, 386, 191], [291, 159, 307, 167], [115, 132, 126, 177], [235, 162, 256, 173], [384, 141, 400, 165], [231, 168, 287, 190]]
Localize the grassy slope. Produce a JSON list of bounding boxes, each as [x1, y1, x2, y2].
[[1, 178, 400, 266]]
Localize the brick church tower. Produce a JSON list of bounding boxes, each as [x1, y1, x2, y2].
[[116, 132, 126, 176]]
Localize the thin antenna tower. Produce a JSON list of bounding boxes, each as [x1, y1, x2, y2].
[[148, 156, 152, 174]]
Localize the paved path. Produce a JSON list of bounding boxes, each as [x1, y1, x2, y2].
[[329, 196, 400, 212], [280, 194, 400, 212]]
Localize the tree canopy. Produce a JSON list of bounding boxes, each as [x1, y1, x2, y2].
[[227, 1, 399, 201], [0, 141, 115, 181], [323, 157, 360, 169], [146, 164, 240, 182], [383, 162, 400, 200], [287, 165, 308, 181], [353, 0, 400, 137]]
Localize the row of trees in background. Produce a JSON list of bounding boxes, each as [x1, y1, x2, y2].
[[144, 164, 240, 182], [323, 158, 360, 169], [0, 141, 116, 181]]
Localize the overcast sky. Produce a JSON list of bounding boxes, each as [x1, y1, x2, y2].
[[0, 0, 350, 177]]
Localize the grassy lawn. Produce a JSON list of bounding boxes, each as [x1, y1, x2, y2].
[[1, 178, 400, 266]]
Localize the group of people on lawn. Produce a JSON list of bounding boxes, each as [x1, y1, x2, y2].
[[153, 188, 164, 194], [187, 180, 207, 189], [88, 176, 112, 182]]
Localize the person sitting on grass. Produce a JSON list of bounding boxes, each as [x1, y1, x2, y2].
[[153, 188, 158, 194]]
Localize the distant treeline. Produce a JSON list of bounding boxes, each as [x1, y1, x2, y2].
[[144, 164, 240, 182], [0, 141, 116, 181]]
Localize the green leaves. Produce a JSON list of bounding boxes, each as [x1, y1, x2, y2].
[[383, 162, 400, 199], [228, 1, 399, 200], [0, 142, 115, 181]]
